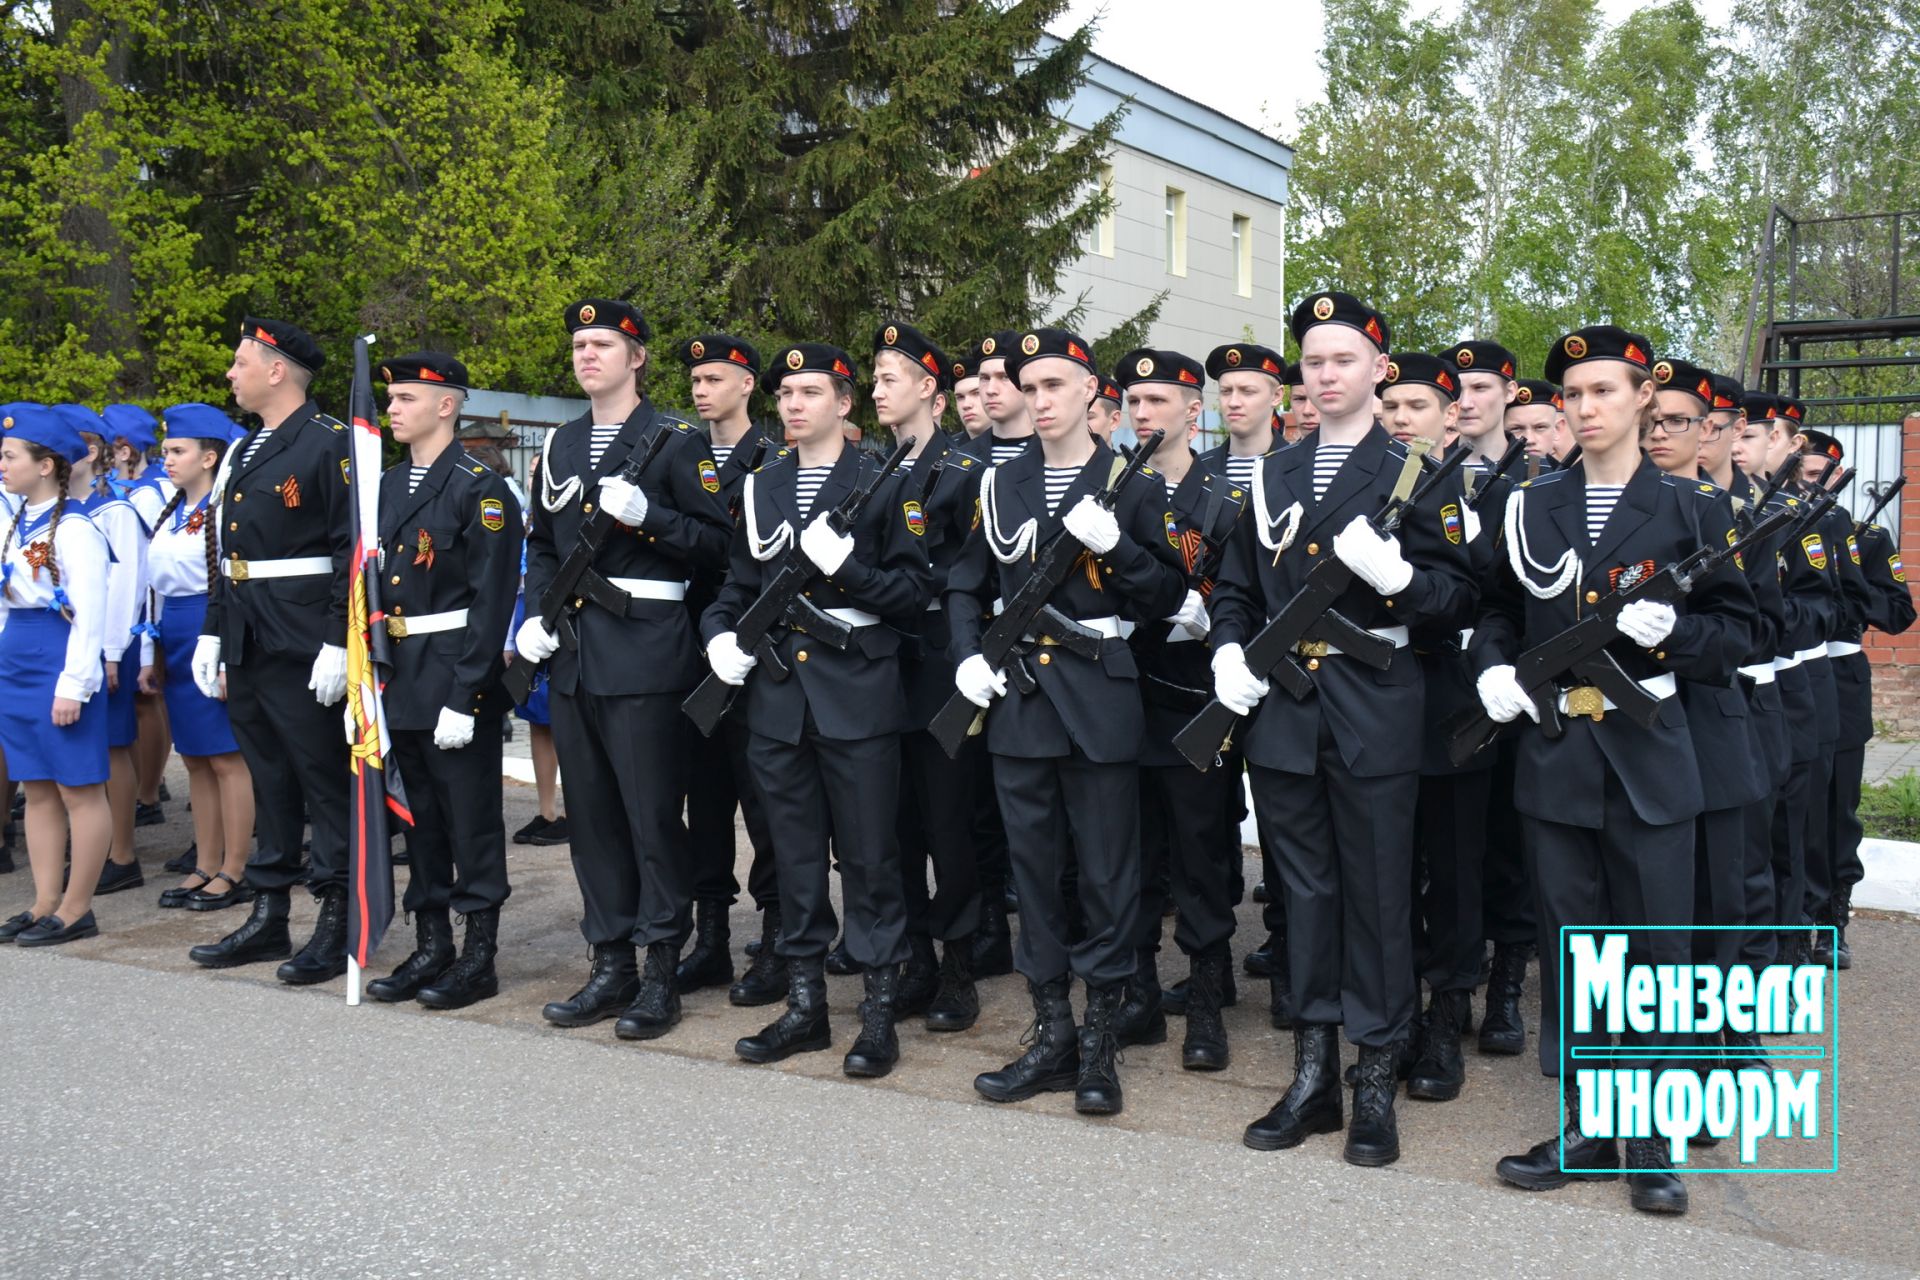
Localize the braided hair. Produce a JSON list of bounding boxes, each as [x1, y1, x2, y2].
[[2, 444, 73, 605], [78, 432, 111, 498], [151, 438, 229, 589]]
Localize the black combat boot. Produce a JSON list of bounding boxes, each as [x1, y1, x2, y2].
[[1833, 886, 1854, 970], [1075, 982, 1125, 1116], [843, 964, 901, 1078], [1244, 1025, 1343, 1150], [418, 908, 501, 1010], [1408, 988, 1469, 1101], [1345, 1044, 1401, 1166], [1181, 949, 1231, 1072], [926, 935, 979, 1032], [1478, 942, 1530, 1055], [1624, 1136, 1688, 1213], [1496, 1081, 1620, 1190], [825, 932, 863, 976], [729, 907, 789, 1007], [615, 941, 682, 1039], [1244, 931, 1277, 977], [971, 878, 1014, 978], [1723, 1023, 1769, 1072], [975, 977, 1079, 1102], [276, 888, 348, 985], [894, 933, 940, 1019], [1162, 966, 1237, 1017], [366, 910, 455, 1002], [736, 957, 831, 1063], [1111, 949, 1167, 1047], [188, 890, 292, 969], [541, 944, 640, 1027], [674, 899, 733, 994]]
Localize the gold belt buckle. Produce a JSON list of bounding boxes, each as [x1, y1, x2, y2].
[[1038, 635, 1059, 646], [1295, 639, 1330, 659], [1564, 686, 1606, 720], [385, 616, 409, 639], [227, 557, 250, 581]]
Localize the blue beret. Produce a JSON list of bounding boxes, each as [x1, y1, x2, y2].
[[51, 403, 110, 442], [160, 402, 244, 444], [102, 404, 160, 451], [2, 402, 89, 464]]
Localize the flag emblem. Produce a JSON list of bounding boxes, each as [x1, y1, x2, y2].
[[1441, 503, 1463, 544], [1164, 511, 1180, 549], [1848, 534, 1861, 564], [480, 497, 505, 531], [1891, 553, 1906, 583], [699, 459, 720, 492], [903, 500, 926, 536], [1802, 534, 1827, 569]]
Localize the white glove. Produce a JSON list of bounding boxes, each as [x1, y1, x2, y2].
[[1332, 514, 1414, 595], [191, 636, 223, 699], [800, 515, 854, 576], [1616, 600, 1677, 647], [1477, 664, 1539, 724], [1165, 589, 1210, 640], [955, 654, 1009, 708], [515, 616, 560, 662], [1211, 642, 1270, 715], [707, 631, 757, 686], [308, 643, 348, 707], [1062, 496, 1120, 555], [1462, 505, 1483, 545], [433, 707, 475, 750], [597, 476, 649, 526]]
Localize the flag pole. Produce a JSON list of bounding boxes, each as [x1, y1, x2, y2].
[[348, 959, 363, 1006]]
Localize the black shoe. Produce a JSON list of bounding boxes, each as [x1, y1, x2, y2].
[[975, 977, 1079, 1103], [1624, 1137, 1688, 1214], [0, 846, 12, 875], [1252, 880, 1270, 904], [894, 934, 939, 1019], [365, 911, 456, 1003], [972, 879, 1015, 978], [542, 944, 639, 1026], [825, 934, 864, 976], [17, 910, 99, 947], [1723, 1026, 1770, 1073], [184, 872, 254, 912], [615, 941, 683, 1039], [511, 815, 553, 846], [1496, 1080, 1621, 1190], [134, 801, 165, 827], [1244, 933, 1277, 977], [1075, 982, 1126, 1115], [1112, 950, 1167, 1048], [926, 936, 979, 1032], [1834, 887, 1854, 971], [189, 891, 292, 968], [1345, 1044, 1401, 1166], [737, 958, 831, 1063], [729, 908, 789, 1007], [527, 816, 570, 846], [164, 844, 198, 874], [94, 859, 144, 895], [9, 791, 22, 818], [1244, 1025, 1343, 1150], [1181, 950, 1232, 1072], [1162, 968, 1238, 1017], [158, 780, 172, 803], [418, 908, 502, 1010], [843, 964, 901, 1078], [0, 910, 42, 942], [1408, 989, 1469, 1102], [276, 889, 349, 985], [159, 868, 216, 908], [1479, 942, 1530, 1055], [674, 900, 734, 994]]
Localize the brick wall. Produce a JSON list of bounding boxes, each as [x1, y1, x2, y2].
[[1867, 414, 1920, 733]]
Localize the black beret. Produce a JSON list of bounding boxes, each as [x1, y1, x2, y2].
[[1708, 374, 1744, 414], [762, 342, 858, 394], [1801, 428, 1843, 462], [1651, 357, 1715, 408], [239, 316, 325, 373], [679, 334, 761, 375], [379, 350, 469, 390], [1205, 342, 1287, 381], [566, 298, 650, 342], [1443, 340, 1518, 381], [1288, 290, 1390, 352], [1095, 378, 1122, 405], [1512, 379, 1560, 409], [1002, 327, 1099, 381], [872, 321, 952, 391], [1776, 395, 1808, 427], [1113, 348, 1205, 392], [950, 348, 981, 383], [1378, 352, 1462, 402], [1743, 390, 1779, 423], [1542, 325, 1655, 384], [973, 330, 1021, 365], [1284, 361, 1307, 386]]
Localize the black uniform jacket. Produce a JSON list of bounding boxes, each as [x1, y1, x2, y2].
[[204, 400, 352, 661], [688, 419, 782, 625], [1674, 476, 1766, 812], [1728, 470, 1792, 786], [377, 448, 524, 731], [1412, 452, 1511, 777], [895, 432, 986, 728], [1209, 424, 1476, 779], [1470, 458, 1755, 829], [945, 440, 1186, 764], [1857, 521, 1916, 636], [701, 444, 932, 744], [524, 400, 733, 698]]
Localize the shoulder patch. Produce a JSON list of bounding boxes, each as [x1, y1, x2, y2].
[[1440, 502, 1463, 544], [480, 497, 506, 532], [1847, 533, 1861, 564], [902, 499, 926, 536], [1802, 533, 1828, 570], [698, 458, 720, 492], [1891, 552, 1906, 583], [1164, 510, 1180, 549]]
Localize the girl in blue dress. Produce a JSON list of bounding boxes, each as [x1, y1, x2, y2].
[[0, 404, 114, 946], [104, 402, 176, 831], [138, 404, 256, 910]]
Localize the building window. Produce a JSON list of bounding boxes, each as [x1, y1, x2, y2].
[[1084, 164, 1115, 258], [1164, 187, 1187, 276], [1232, 214, 1253, 297]]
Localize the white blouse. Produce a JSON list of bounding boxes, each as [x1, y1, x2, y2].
[[86, 494, 146, 664], [0, 498, 110, 702]]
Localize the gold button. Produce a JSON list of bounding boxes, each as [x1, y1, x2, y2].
[[1307, 542, 1319, 555], [574, 598, 584, 609], [1384, 599, 1394, 608], [649, 536, 657, 543], [1306, 657, 1321, 671], [1585, 590, 1599, 604], [797, 650, 809, 662], [390, 575, 401, 585], [392, 606, 403, 615], [1038, 652, 1052, 666], [1655, 651, 1666, 660], [583, 502, 595, 513], [229, 521, 239, 531], [1102, 565, 1112, 574], [804, 591, 812, 598], [234, 492, 243, 502]]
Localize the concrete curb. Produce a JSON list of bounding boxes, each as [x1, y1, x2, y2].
[[1858, 838, 1920, 916]]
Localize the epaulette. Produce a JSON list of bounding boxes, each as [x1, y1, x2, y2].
[[1140, 464, 1158, 478], [956, 455, 976, 469], [1662, 475, 1722, 497], [317, 414, 347, 432], [756, 447, 794, 472], [661, 417, 694, 433], [469, 462, 488, 476], [1517, 469, 1571, 491]]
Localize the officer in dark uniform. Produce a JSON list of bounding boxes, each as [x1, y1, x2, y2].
[[1210, 293, 1475, 1168], [674, 334, 781, 1000], [188, 318, 357, 984], [520, 298, 734, 1040], [700, 342, 931, 1077], [359, 352, 523, 1009]]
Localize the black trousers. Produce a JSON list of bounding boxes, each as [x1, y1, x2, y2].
[[1414, 769, 1491, 994], [391, 718, 509, 915], [1140, 763, 1240, 957], [688, 714, 777, 910], [550, 689, 694, 949], [1481, 739, 1534, 947], [898, 729, 983, 942], [747, 725, 908, 968], [1770, 758, 1814, 932], [1247, 725, 1418, 1049], [971, 748, 1009, 884], [1800, 749, 1835, 928], [1690, 805, 1746, 973], [1738, 793, 1779, 969], [993, 751, 1141, 987], [1820, 743, 1868, 910], [227, 654, 348, 895], [1523, 775, 1694, 1082]]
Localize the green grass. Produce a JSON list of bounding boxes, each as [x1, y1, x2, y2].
[[1858, 774, 1920, 841]]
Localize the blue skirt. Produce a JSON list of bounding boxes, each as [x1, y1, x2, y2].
[[515, 669, 551, 726], [0, 610, 109, 786], [105, 660, 137, 747], [158, 593, 238, 757]]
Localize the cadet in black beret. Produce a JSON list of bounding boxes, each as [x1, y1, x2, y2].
[[1088, 377, 1123, 442], [872, 321, 951, 393], [1508, 379, 1568, 464], [1646, 356, 1716, 473], [1206, 342, 1282, 492], [238, 316, 326, 374], [1800, 427, 1844, 463], [962, 330, 1034, 465], [1376, 352, 1461, 448], [1443, 340, 1518, 466], [378, 351, 470, 390], [763, 342, 859, 396], [1288, 290, 1391, 352], [951, 346, 989, 440], [1284, 361, 1319, 438], [1540, 324, 1655, 384], [566, 298, 651, 342]]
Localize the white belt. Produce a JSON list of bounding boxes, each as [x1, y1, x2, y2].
[[925, 599, 942, 612], [1298, 624, 1409, 659], [1796, 643, 1830, 663], [221, 555, 330, 581], [821, 606, 878, 628], [607, 577, 689, 602], [1556, 671, 1677, 715], [1168, 628, 1199, 644], [1828, 640, 1862, 658], [1773, 652, 1802, 672], [1459, 627, 1475, 649], [1029, 614, 1124, 643], [1738, 662, 1778, 685], [386, 608, 467, 638]]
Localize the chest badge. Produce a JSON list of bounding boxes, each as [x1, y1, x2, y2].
[[414, 527, 435, 570], [278, 475, 302, 509], [1607, 560, 1655, 592], [22, 540, 51, 580]]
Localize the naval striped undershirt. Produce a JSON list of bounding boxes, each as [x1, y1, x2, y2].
[[1311, 443, 1354, 501], [711, 443, 734, 468], [1586, 484, 1625, 541], [1224, 454, 1258, 489], [241, 427, 274, 467], [587, 424, 622, 470], [407, 465, 429, 495], [1043, 466, 1078, 515], [991, 439, 1027, 466], [794, 466, 831, 519]]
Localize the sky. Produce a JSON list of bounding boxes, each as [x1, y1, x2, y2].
[[1048, 0, 1734, 141]]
